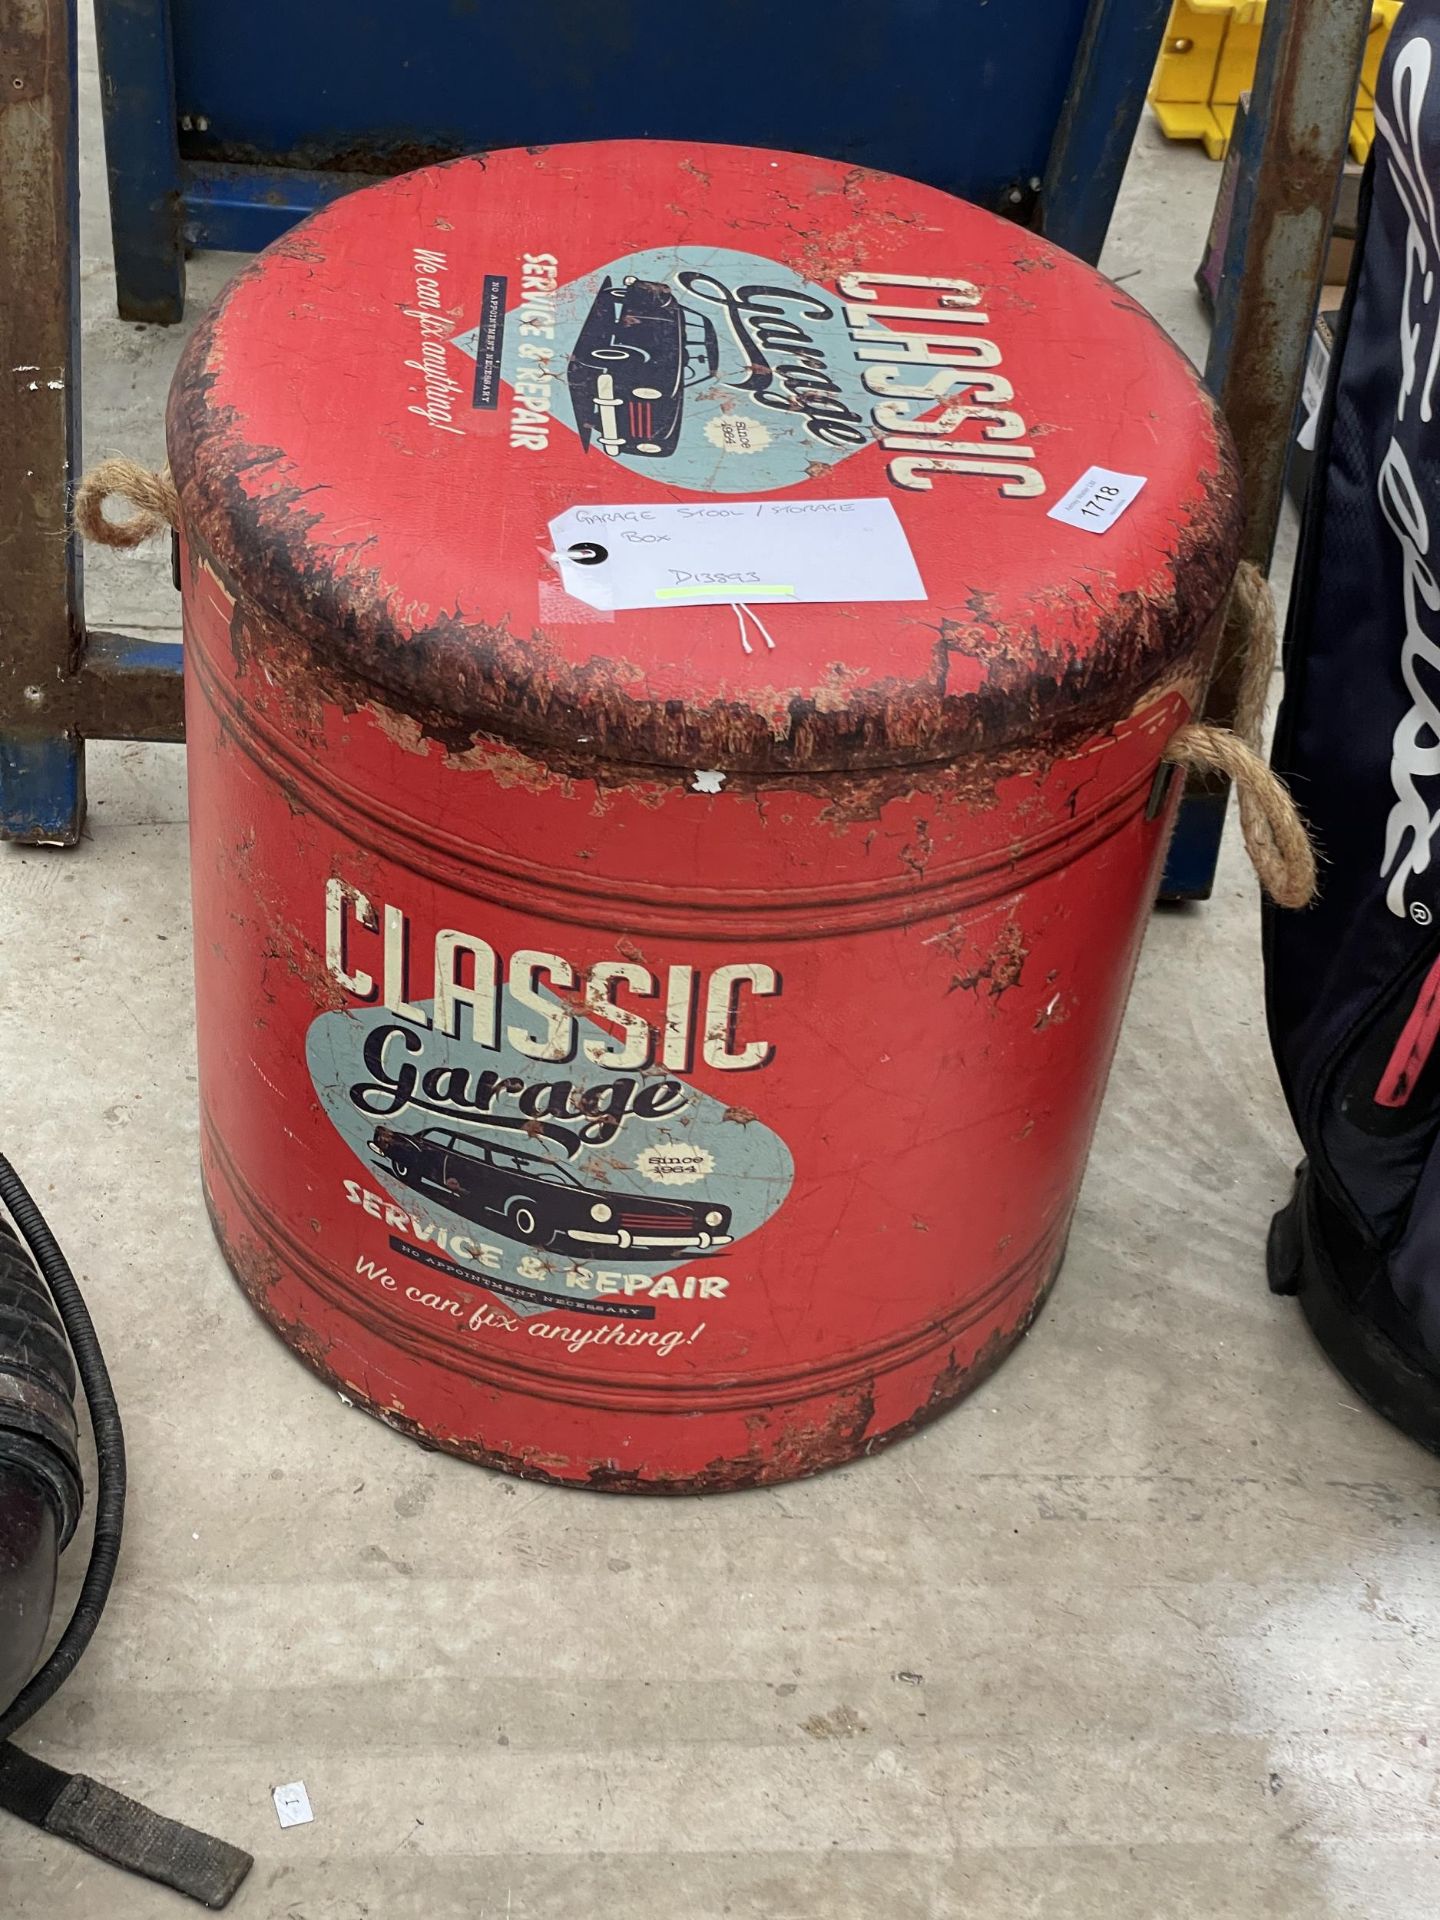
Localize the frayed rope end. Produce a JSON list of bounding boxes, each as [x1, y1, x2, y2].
[[73, 457, 179, 549]]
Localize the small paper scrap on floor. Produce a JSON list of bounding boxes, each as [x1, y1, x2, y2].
[[273, 1781, 314, 1828]]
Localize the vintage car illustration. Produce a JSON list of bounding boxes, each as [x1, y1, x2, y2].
[[370, 1124, 733, 1258], [567, 275, 720, 458]]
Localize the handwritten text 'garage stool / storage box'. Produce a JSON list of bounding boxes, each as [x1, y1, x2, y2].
[[169, 140, 1241, 1492]]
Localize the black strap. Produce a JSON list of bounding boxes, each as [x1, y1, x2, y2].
[[0, 1741, 252, 1909]]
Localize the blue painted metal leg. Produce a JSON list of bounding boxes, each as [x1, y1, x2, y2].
[[93, 0, 184, 323], [1042, 0, 1173, 264], [1159, 786, 1228, 903], [181, 161, 374, 255], [0, 736, 86, 849]]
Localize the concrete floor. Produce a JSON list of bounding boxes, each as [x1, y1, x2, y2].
[[4, 43, 1439, 1920]]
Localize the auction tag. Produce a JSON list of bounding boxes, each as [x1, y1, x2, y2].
[[548, 498, 925, 612], [1047, 466, 1147, 534]]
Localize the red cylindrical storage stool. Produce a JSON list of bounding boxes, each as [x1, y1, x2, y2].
[[169, 140, 1240, 1491]]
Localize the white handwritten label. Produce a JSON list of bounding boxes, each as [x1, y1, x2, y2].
[[273, 1781, 314, 1829], [1046, 466, 1147, 534], [548, 499, 925, 612]]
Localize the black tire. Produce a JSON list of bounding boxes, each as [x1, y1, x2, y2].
[[388, 1153, 410, 1179]]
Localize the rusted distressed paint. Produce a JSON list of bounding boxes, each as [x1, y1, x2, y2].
[[1210, 2, 1368, 570], [0, 0, 83, 832], [63, 633, 185, 740], [186, 134, 482, 180], [174, 140, 1240, 1489], [0, 6, 185, 805], [168, 329, 1238, 780], [1201, 0, 1372, 739], [169, 143, 1239, 781], [214, 1138, 1061, 1493], [175, 520, 1235, 872]]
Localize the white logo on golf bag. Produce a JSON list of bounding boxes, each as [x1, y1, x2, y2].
[[1378, 37, 1440, 919]]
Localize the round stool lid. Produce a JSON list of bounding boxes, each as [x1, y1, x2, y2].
[[169, 140, 1241, 774]]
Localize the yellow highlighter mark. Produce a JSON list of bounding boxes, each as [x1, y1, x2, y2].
[[654, 584, 796, 600]]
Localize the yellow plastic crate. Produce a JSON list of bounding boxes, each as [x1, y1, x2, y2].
[[1354, 1, 1403, 161], [1150, 0, 1402, 161], [1150, 2, 1232, 158]]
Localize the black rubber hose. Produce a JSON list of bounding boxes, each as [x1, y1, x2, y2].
[[0, 1157, 125, 1742]]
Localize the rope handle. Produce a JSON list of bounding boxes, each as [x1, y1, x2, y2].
[[1160, 559, 1317, 910], [73, 458, 179, 549]]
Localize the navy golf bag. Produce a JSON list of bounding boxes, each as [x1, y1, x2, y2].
[[1267, 0, 1440, 1446]]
